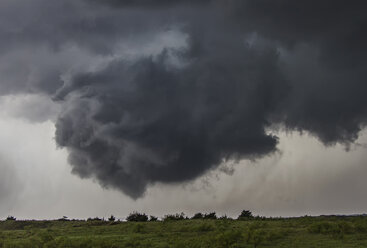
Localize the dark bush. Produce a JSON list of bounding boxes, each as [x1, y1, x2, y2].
[[191, 213, 204, 219], [57, 216, 69, 221], [87, 217, 102, 221], [203, 212, 217, 220], [219, 215, 232, 220], [108, 215, 116, 222], [6, 216, 16, 221], [149, 215, 158, 221], [163, 213, 186, 221], [238, 210, 253, 220], [126, 212, 148, 222]]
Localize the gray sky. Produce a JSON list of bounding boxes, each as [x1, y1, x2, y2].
[[0, 95, 366, 219], [0, 0, 367, 219]]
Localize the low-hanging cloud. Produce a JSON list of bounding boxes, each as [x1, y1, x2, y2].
[[0, 0, 366, 198]]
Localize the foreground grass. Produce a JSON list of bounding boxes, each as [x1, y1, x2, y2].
[[1, 216, 367, 247]]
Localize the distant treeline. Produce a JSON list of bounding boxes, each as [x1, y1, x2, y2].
[[4, 210, 255, 222]]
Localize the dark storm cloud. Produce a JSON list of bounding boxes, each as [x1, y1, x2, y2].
[[55, 43, 286, 198], [88, 0, 211, 7], [233, 0, 367, 145], [0, 0, 367, 197]]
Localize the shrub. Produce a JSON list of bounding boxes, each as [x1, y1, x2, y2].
[[87, 217, 102, 221], [108, 215, 116, 222], [203, 212, 217, 220], [6, 216, 16, 221], [126, 212, 148, 222], [57, 216, 69, 221], [149, 215, 158, 221], [191, 213, 204, 219], [218, 215, 232, 220], [238, 210, 253, 220], [163, 213, 186, 221]]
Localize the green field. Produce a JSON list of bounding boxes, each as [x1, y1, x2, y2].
[[1, 215, 367, 248]]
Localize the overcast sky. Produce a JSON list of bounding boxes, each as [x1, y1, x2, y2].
[[0, 0, 367, 219]]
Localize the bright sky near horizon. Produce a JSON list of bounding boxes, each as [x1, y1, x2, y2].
[[1, 95, 366, 219]]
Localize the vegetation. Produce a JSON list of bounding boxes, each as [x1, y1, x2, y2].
[[238, 210, 254, 220], [1, 213, 367, 247], [126, 212, 149, 222]]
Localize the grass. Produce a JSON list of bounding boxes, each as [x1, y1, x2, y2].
[[1, 215, 367, 247]]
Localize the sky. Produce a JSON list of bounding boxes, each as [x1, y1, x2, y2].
[[0, 0, 367, 219]]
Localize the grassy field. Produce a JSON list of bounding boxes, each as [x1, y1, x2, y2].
[[1, 215, 367, 247]]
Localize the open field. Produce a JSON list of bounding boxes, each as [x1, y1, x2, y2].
[[1, 215, 367, 247]]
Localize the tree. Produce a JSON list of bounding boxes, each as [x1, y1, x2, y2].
[[149, 215, 158, 221], [87, 217, 102, 221], [191, 213, 204, 219], [57, 216, 69, 221], [126, 212, 148, 222], [238, 210, 253, 219], [108, 215, 116, 222], [203, 212, 217, 220], [163, 213, 186, 221], [6, 216, 16, 221]]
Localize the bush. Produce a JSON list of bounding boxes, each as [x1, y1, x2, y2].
[[149, 215, 158, 221], [57, 216, 69, 221], [126, 212, 148, 222], [218, 215, 232, 220], [163, 213, 186, 221], [238, 210, 253, 220], [108, 215, 116, 222], [203, 212, 217, 220], [6, 216, 16, 221], [87, 217, 102, 221], [191, 213, 204, 219]]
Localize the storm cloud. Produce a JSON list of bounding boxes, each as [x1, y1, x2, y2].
[[0, 0, 366, 198]]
